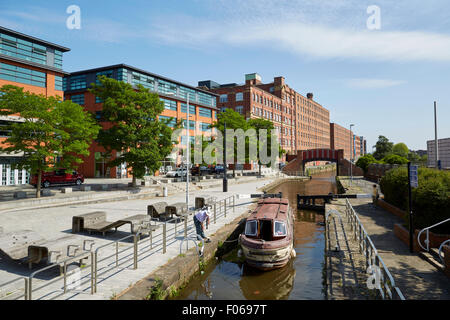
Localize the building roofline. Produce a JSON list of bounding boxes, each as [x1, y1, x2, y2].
[[68, 64, 219, 97], [0, 53, 70, 75], [0, 26, 70, 52]]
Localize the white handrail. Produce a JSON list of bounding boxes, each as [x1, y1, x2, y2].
[[438, 239, 450, 264], [417, 218, 450, 252]]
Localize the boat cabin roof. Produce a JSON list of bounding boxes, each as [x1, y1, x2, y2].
[[248, 198, 290, 221]]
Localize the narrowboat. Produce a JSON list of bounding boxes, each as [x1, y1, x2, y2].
[[239, 197, 295, 271]]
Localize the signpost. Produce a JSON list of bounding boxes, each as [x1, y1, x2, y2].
[[408, 163, 418, 253]]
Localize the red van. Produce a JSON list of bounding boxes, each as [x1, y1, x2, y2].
[[31, 169, 84, 188]]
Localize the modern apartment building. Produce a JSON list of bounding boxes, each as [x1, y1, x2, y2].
[[330, 123, 363, 160], [0, 26, 70, 186], [427, 137, 450, 169], [198, 73, 331, 158], [64, 64, 218, 178]]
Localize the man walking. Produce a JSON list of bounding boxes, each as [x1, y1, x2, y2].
[[194, 206, 211, 243]]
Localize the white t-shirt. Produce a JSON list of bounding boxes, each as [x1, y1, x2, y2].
[[195, 209, 210, 223]]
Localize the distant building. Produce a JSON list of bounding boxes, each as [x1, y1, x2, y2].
[[427, 138, 450, 169], [0, 26, 70, 186], [330, 123, 362, 160]]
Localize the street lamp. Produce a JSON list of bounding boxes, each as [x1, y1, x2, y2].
[[350, 124, 355, 184], [167, 92, 190, 208]]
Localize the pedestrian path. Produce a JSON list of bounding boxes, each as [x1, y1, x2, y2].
[[340, 178, 450, 300]]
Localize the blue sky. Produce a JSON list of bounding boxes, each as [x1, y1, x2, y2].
[[1, 0, 449, 151]]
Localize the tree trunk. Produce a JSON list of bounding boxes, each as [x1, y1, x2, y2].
[[132, 174, 137, 188], [36, 170, 42, 199], [259, 161, 262, 177]]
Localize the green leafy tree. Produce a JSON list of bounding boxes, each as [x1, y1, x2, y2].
[[392, 143, 409, 158], [407, 151, 421, 162], [0, 85, 99, 197], [355, 154, 378, 174], [382, 154, 409, 165], [373, 135, 394, 160], [90, 76, 177, 187], [247, 118, 278, 176], [211, 109, 250, 176]]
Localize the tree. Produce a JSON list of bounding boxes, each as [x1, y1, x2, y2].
[[247, 118, 278, 176], [382, 154, 409, 165], [0, 85, 100, 197], [373, 135, 393, 160], [90, 76, 176, 187], [356, 154, 378, 174], [211, 109, 250, 177], [392, 143, 409, 158], [407, 151, 421, 162]]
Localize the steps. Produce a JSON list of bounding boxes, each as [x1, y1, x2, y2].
[[419, 248, 445, 272]]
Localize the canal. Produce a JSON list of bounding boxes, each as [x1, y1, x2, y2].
[[171, 171, 337, 300]]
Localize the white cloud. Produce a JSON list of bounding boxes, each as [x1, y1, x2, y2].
[[343, 78, 406, 89]]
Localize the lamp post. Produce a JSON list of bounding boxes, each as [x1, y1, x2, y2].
[[167, 92, 190, 208], [350, 124, 355, 184], [223, 121, 228, 192]]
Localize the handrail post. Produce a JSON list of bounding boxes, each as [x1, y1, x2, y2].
[[163, 222, 167, 254], [233, 195, 235, 212], [115, 242, 119, 268], [214, 204, 217, 224], [426, 230, 429, 251], [184, 216, 188, 239], [133, 234, 138, 270], [28, 276, 32, 300], [63, 261, 67, 294], [90, 252, 94, 295], [94, 252, 98, 293], [224, 199, 227, 218], [24, 278, 28, 300]]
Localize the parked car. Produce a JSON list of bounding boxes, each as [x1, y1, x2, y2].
[[31, 169, 84, 188], [166, 167, 188, 178], [191, 166, 212, 176], [213, 165, 224, 174]]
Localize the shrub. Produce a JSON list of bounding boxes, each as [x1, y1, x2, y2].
[[356, 154, 378, 174], [381, 154, 409, 165], [380, 167, 450, 234]]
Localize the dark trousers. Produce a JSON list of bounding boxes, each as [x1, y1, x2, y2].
[[193, 216, 206, 240]]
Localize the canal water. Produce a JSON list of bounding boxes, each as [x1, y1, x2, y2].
[[171, 172, 336, 300]]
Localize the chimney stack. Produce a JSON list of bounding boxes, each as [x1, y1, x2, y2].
[[307, 93, 314, 100]]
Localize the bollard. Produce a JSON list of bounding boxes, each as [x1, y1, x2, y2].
[[163, 223, 167, 254]]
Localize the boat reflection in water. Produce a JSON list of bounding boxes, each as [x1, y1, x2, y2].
[[239, 259, 296, 300]]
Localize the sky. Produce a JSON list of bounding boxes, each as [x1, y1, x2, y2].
[[1, 0, 449, 151]]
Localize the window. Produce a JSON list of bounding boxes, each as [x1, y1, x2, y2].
[[68, 75, 86, 90], [159, 115, 177, 128], [219, 94, 228, 103], [0, 63, 46, 87], [95, 96, 103, 104], [131, 71, 154, 90], [157, 79, 177, 96], [95, 111, 104, 121], [96, 70, 114, 84], [0, 120, 12, 137], [236, 92, 243, 101], [236, 106, 243, 115], [181, 104, 196, 114], [160, 98, 177, 111], [245, 220, 257, 236], [200, 122, 211, 132], [199, 107, 212, 118], [70, 94, 84, 105], [55, 76, 63, 91]]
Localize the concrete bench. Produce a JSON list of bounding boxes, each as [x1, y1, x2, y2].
[[117, 214, 159, 234], [40, 189, 53, 197], [13, 191, 27, 199], [80, 185, 91, 191], [141, 181, 152, 187], [0, 230, 46, 261], [164, 202, 189, 220], [147, 202, 168, 220], [72, 211, 109, 234], [27, 236, 95, 270], [61, 187, 72, 194], [195, 196, 217, 209]]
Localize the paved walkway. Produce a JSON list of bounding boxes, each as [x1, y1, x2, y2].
[[0, 177, 277, 300], [340, 178, 450, 300]]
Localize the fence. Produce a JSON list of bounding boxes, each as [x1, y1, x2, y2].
[[0, 195, 237, 300], [344, 198, 405, 300]]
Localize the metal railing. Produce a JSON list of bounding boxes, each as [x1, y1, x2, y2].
[[417, 218, 450, 259], [0, 277, 28, 300], [13, 194, 237, 300], [438, 239, 450, 264], [345, 198, 405, 300]]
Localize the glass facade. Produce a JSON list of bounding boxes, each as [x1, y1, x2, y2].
[[0, 32, 63, 69], [0, 62, 46, 87], [55, 75, 63, 91], [199, 107, 212, 118], [159, 115, 177, 128], [160, 98, 177, 111], [67, 74, 86, 90], [200, 122, 211, 132], [180, 103, 196, 114]]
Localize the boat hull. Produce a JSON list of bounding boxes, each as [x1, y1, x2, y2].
[[240, 242, 294, 271]]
